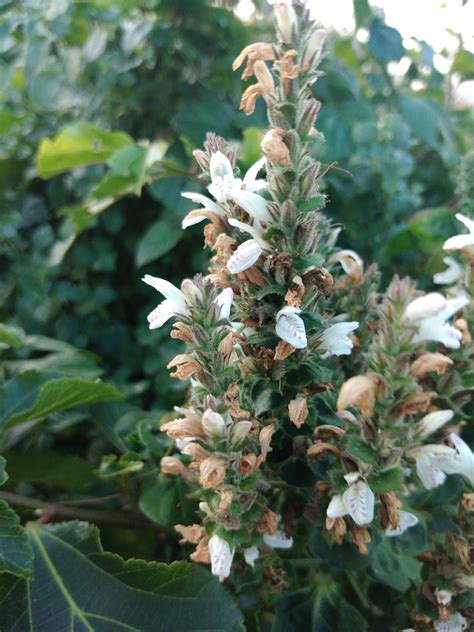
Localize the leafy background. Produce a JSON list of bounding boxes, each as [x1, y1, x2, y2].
[[0, 0, 473, 629]]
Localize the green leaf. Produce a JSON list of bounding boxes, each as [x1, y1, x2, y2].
[[0, 372, 122, 432], [309, 533, 373, 571], [37, 122, 133, 178], [0, 500, 33, 579], [353, 0, 373, 29], [0, 456, 7, 486], [368, 467, 404, 493], [368, 19, 404, 64], [3, 451, 95, 490], [0, 522, 244, 631], [0, 324, 22, 349], [344, 434, 377, 465], [370, 540, 422, 591], [135, 215, 182, 268], [139, 474, 198, 528]]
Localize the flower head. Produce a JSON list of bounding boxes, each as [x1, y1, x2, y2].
[[443, 213, 474, 252], [405, 293, 469, 349], [327, 474, 375, 526], [275, 306, 307, 349], [319, 321, 359, 357], [142, 275, 190, 329]]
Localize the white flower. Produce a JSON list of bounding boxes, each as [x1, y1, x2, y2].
[[443, 213, 474, 252], [226, 217, 269, 274], [416, 452, 448, 489], [142, 275, 190, 329], [438, 433, 474, 486], [273, 3, 298, 43], [275, 306, 307, 349], [405, 293, 469, 350], [413, 435, 474, 489], [263, 530, 294, 549], [319, 321, 359, 357], [201, 409, 227, 437], [327, 474, 375, 526], [208, 534, 235, 578], [433, 256, 463, 285], [385, 510, 419, 537], [435, 588, 453, 606], [433, 612, 468, 632], [181, 192, 225, 229], [214, 287, 233, 320], [243, 545, 260, 568], [415, 410, 454, 438], [208, 152, 269, 221]]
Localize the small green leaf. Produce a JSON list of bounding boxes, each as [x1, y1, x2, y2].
[[345, 435, 377, 465], [368, 19, 404, 64], [135, 215, 182, 268], [353, 0, 373, 29], [0, 324, 22, 349], [368, 467, 404, 493], [0, 500, 33, 579], [37, 122, 133, 178]]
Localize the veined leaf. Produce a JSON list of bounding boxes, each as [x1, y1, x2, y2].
[[0, 372, 122, 432], [0, 501, 33, 579], [37, 122, 133, 178], [0, 521, 244, 631]]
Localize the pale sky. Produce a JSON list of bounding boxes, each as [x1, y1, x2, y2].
[[235, 0, 474, 53]]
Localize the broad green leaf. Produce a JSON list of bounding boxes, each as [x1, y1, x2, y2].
[[368, 19, 404, 64], [0, 323, 22, 349], [0, 500, 33, 579], [37, 122, 133, 178], [139, 474, 198, 528], [369, 540, 422, 591], [0, 372, 122, 431], [353, 0, 373, 29], [135, 215, 182, 268], [0, 521, 244, 631], [3, 450, 95, 490]]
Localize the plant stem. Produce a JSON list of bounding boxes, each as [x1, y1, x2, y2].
[[0, 491, 164, 532]]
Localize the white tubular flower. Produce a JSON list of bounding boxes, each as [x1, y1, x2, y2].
[[214, 287, 233, 320], [342, 473, 375, 526], [437, 433, 474, 486], [243, 545, 260, 568], [405, 294, 469, 350], [433, 256, 463, 285], [301, 27, 327, 70], [273, 3, 298, 43], [326, 475, 375, 526], [433, 612, 468, 632], [142, 275, 190, 329], [208, 534, 235, 578], [416, 452, 448, 490], [181, 192, 225, 229], [227, 240, 263, 274], [201, 409, 227, 437], [443, 213, 474, 252], [415, 410, 454, 438], [208, 152, 270, 222], [385, 510, 419, 537], [275, 306, 307, 349], [319, 321, 359, 357], [263, 530, 294, 549]]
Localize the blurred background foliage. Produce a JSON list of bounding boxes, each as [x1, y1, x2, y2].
[[0, 0, 473, 577]]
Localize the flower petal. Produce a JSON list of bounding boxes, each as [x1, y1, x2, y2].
[[181, 192, 225, 216], [433, 257, 463, 285], [209, 151, 234, 181], [326, 494, 348, 519], [275, 306, 307, 349], [416, 453, 446, 489], [263, 531, 293, 549], [230, 189, 271, 222], [243, 545, 260, 568], [208, 534, 235, 578], [443, 234, 474, 251], [147, 299, 176, 329], [243, 157, 267, 191], [214, 287, 234, 320], [342, 480, 374, 525], [385, 510, 419, 537], [142, 275, 185, 304], [227, 239, 263, 274]]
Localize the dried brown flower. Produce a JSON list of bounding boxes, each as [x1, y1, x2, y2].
[[261, 128, 292, 167], [167, 354, 203, 381], [275, 50, 300, 94], [307, 442, 342, 461], [380, 492, 403, 530], [199, 455, 228, 489], [256, 507, 280, 535], [410, 352, 454, 378], [392, 391, 436, 416], [161, 416, 205, 439], [288, 395, 309, 428], [240, 60, 276, 115], [325, 516, 346, 544], [337, 373, 380, 417], [351, 526, 371, 555], [175, 523, 206, 545], [274, 340, 296, 360], [285, 275, 305, 308], [232, 43, 277, 80]]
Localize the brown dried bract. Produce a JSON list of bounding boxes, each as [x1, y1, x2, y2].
[[351, 526, 371, 555], [240, 60, 276, 115], [325, 516, 346, 544], [275, 50, 300, 94], [232, 43, 277, 80], [199, 455, 228, 489], [410, 352, 454, 378], [175, 523, 206, 545], [170, 322, 194, 344], [190, 536, 211, 565], [307, 442, 342, 461], [223, 383, 250, 419], [392, 391, 436, 417], [288, 395, 309, 428], [313, 425, 346, 441], [285, 275, 305, 308], [302, 267, 334, 297], [274, 340, 296, 360], [380, 492, 402, 530], [167, 354, 203, 381], [256, 507, 280, 535], [336, 373, 380, 417], [261, 128, 292, 167]]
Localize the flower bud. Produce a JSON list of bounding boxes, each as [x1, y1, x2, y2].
[[301, 27, 327, 71], [180, 278, 202, 303], [415, 409, 454, 438], [202, 409, 227, 437], [230, 420, 253, 446], [208, 534, 235, 578], [261, 128, 292, 166], [274, 4, 297, 44], [160, 456, 187, 476]]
